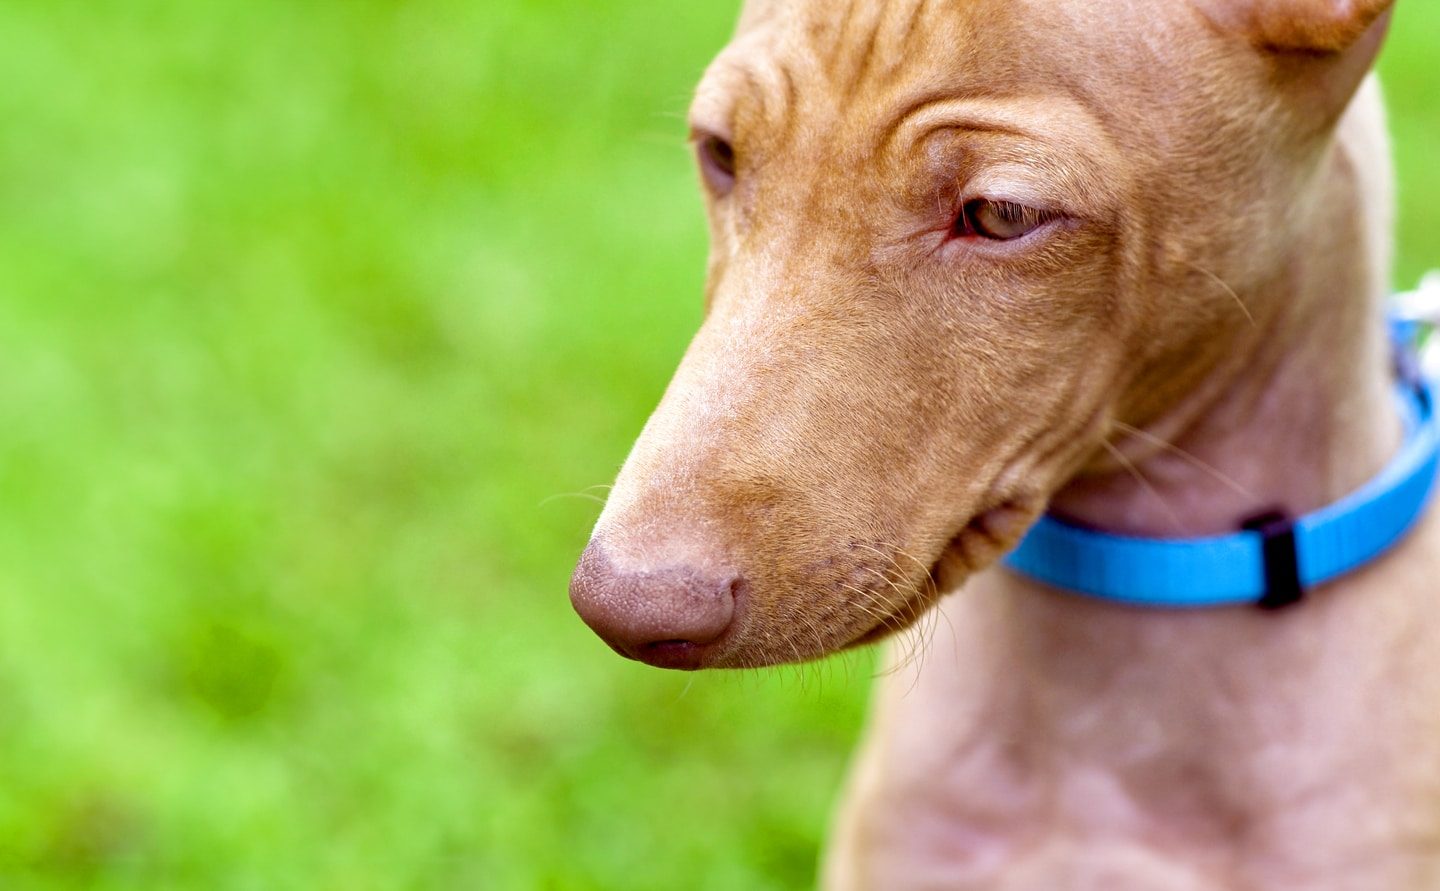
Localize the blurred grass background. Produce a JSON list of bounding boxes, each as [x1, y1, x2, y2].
[[0, 2, 1434, 888]]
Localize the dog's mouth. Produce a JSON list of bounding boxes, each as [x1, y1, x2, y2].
[[845, 593, 936, 648], [837, 500, 1039, 652]]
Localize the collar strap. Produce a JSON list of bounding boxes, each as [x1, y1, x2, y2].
[[1003, 361, 1440, 610]]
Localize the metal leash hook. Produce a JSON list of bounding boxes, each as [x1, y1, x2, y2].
[[1391, 271, 1440, 381]]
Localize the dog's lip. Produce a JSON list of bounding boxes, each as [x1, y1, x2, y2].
[[840, 501, 1031, 651], [610, 630, 741, 670], [625, 640, 712, 670], [842, 577, 943, 650]]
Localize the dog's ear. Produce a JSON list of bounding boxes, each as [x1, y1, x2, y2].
[[1197, 0, 1393, 52], [1196, 0, 1394, 123]]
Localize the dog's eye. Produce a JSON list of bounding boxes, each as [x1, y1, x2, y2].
[[697, 135, 737, 195], [957, 199, 1054, 241]]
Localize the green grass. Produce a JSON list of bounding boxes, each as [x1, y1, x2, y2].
[[0, 2, 1435, 888]]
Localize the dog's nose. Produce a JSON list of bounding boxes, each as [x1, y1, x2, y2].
[[569, 541, 739, 670]]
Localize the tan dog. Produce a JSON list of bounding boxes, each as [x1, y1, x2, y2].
[[570, 0, 1440, 887]]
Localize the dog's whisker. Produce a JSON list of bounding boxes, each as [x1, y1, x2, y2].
[[890, 545, 943, 602], [784, 634, 807, 672], [914, 604, 943, 684], [676, 677, 697, 702], [859, 543, 939, 604], [856, 564, 906, 609], [844, 603, 890, 629], [538, 483, 614, 509], [842, 585, 922, 680], [842, 597, 895, 636], [1112, 420, 1257, 501], [1101, 439, 1187, 535], [1182, 260, 1257, 328], [932, 599, 962, 661], [884, 602, 929, 680], [865, 581, 931, 678], [839, 582, 906, 634], [856, 549, 919, 605]]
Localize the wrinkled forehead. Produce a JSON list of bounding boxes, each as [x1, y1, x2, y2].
[[707, 0, 1027, 120], [731, 0, 1201, 68], [699, 0, 1228, 155]]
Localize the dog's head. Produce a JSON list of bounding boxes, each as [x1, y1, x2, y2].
[[570, 0, 1393, 669]]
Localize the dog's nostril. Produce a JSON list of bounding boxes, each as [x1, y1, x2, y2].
[[568, 541, 740, 670]]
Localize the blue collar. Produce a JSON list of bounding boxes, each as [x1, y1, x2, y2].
[[1003, 310, 1440, 610]]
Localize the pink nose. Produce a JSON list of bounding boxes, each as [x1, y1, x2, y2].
[[569, 541, 740, 670]]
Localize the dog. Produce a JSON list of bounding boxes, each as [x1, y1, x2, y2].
[[570, 0, 1440, 887]]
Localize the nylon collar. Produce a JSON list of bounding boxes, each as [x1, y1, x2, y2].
[[1002, 293, 1440, 610]]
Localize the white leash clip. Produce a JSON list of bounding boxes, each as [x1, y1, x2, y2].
[[1392, 271, 1440, 380]]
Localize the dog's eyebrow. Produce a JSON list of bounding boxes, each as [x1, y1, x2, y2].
[[691, 59, 799, 140], [881, 92, 1115, 161], [881, 92, 1034, 149]]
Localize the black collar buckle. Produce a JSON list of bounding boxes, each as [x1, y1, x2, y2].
[[1242, 510, 1305, 610]]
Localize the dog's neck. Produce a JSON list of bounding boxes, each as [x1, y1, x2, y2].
[[961, 527, 1440, 885]]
